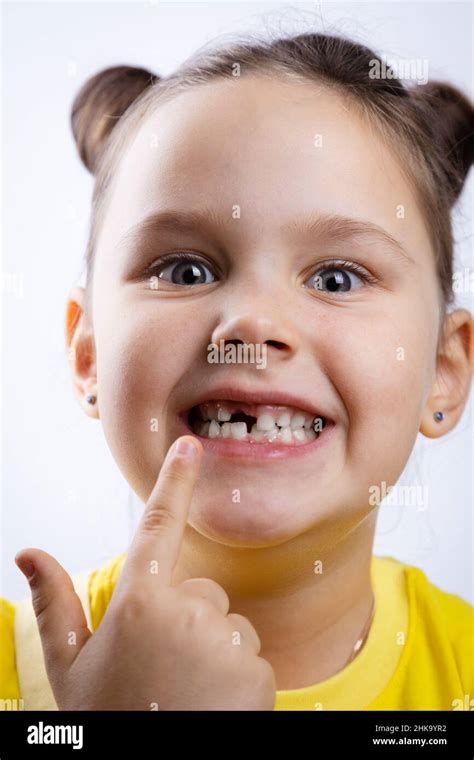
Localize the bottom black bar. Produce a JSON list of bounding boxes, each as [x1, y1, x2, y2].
[[0, 709, 472, 756]]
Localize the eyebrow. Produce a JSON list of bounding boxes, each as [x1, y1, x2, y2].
[[118, 208, 414, 264], [117, 209, 225, 249], [287, 213, 414, 264]]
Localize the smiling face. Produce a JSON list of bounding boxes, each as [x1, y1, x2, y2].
[[83, 75, 442, 547]]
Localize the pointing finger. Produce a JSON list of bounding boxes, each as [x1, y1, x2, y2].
[[117, 435, 203, 594]]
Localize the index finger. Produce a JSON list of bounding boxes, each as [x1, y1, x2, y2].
[[117, 435, 203, 593]]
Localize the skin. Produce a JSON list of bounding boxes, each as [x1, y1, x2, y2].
[[17, 437, 276, 710], [17, 75, 473, 701]]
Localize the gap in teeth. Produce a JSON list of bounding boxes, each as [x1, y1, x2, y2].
[[189, 401, 326, 444]]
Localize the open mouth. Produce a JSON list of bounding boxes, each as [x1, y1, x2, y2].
[[186, 400, 327, 446]]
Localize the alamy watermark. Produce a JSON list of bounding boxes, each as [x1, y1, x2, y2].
[[0, 698, 25, 710], [207, 340, 267, 370], [1, 271, 24, 298], [27, 721, 83, 750], [453, 268, 474, 294], [369, 57, 429, 85], [369, 481, 429, 510]]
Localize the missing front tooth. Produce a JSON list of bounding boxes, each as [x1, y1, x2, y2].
[[188, 406, 258, 434], [228, 411, 257, 432]]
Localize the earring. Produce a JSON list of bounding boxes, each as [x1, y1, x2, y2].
[[434, 411, 445, 423], [86, 394, 97, 405]]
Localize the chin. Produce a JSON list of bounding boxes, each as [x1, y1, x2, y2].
[[187, 493, 312, 548]]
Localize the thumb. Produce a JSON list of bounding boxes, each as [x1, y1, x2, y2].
[[15, 548, 92, 686]]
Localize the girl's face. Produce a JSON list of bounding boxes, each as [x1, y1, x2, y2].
[[87, 76, 441, 547]]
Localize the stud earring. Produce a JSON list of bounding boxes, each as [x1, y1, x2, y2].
[[85, 394, 97, 405], [434, 411, 445, 423]]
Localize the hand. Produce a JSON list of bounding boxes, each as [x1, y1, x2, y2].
[[15, 435, 276, 710]]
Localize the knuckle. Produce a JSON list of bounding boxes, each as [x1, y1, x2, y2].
[[234, 657, 276, 710], [228, 612, 259, 640], [140, 505, 178, 537], [30, 584, 51, 622], [162, 465, 190, 488], [255, 658, 277, 697], [111, 590, 149, 628], [181, 577, 227, 601], [180, 596, 215, 635], [199, 577, 228, 598]]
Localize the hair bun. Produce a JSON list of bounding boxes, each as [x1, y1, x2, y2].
[[412, 81, 474, 203], [71, 65, 159, 175]]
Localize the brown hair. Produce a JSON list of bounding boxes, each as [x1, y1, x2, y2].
[[70, 32, 474, 319]]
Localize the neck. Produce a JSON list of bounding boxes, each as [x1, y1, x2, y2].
[[175, 509, 378, 690]]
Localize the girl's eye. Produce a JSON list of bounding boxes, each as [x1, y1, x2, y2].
[[303, 262, 372, 294], [149, 254, 217, 286]]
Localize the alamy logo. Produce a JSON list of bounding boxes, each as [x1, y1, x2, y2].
[[452, 694, 474, 710], [368, 57, 429, 85], [27, 721, 83, 750], [207, 340, 267, 369], [0, 698, 25, 710], [368, 481, 429, 510]]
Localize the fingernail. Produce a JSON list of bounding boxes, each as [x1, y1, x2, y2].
[[16, 557, 35, 581], [173, 438, 197, 458]]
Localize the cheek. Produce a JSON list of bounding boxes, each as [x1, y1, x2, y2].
[[321, 306, 437, 480], [93, 298, 213, 494], [95, 296, 207, 403]]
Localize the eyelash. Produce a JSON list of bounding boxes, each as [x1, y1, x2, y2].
[[310, 259, 379, 286], [145, 252, 379, 288], [146, 251, 214, 276]]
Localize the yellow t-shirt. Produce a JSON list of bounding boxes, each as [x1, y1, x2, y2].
[[1, 554, 472, 710]]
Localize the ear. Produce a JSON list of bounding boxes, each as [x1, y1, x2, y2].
[[65, 286, 99, 419], [420, 308, 474, 438]]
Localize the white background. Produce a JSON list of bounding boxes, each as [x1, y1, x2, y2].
[[1, 0, 472, 602]]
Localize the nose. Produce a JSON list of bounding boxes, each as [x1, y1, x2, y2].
[[210, 311, 299, 359]]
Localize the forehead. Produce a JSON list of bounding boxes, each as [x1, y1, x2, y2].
[[96, 74, 431, 259]]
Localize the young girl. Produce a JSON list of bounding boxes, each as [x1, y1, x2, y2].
[[2, 30, 473, 711]]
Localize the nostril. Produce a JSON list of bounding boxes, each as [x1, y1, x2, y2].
[[266, 340, 287, 350]]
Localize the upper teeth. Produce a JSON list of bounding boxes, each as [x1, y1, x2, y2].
[[195, 401, 324, 434]]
